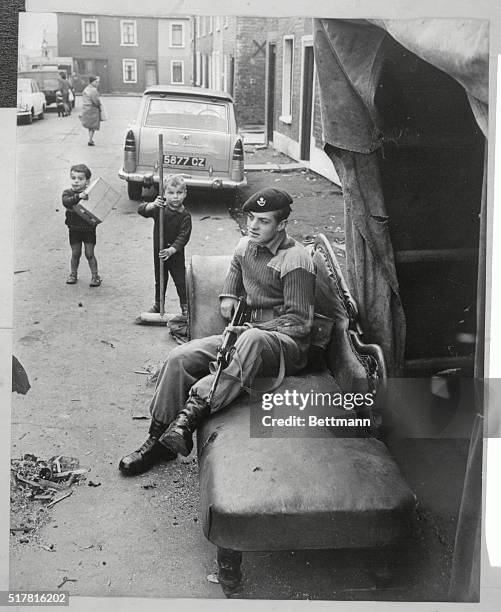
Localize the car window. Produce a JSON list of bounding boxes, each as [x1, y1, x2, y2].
[[17, 79, 31, 93], [145, 98, 229, 132], [42, 78, 60, 89]]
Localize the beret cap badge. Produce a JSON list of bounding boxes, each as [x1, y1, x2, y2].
[[242, 187, 293, 215]]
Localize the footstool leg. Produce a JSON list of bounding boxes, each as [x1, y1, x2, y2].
[[217, 547, 242, 597]]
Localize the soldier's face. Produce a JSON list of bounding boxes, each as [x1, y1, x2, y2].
[[247, 211, 286, 244]]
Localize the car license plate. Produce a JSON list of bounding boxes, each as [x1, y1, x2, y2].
[[163, 154, 207, 168]]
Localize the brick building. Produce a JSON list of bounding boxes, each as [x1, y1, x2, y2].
[[57, 13, 193, 94], [194, 16, 268, 126], [265, 18, 339, 184]]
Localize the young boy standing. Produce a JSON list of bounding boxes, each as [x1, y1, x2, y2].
[[137, 174, 192, 318], [62, 164, 102, 287]]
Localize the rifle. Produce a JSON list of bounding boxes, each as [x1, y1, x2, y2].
[[206, 297, 247, 408]]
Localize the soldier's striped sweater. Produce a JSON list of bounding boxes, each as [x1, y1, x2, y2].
[[220, 231, 315, 341]]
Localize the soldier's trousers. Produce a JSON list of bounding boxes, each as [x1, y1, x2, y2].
[[149, 328, 307, 424]]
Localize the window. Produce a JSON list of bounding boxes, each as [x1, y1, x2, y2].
[[215, 16, 221, 31], [145, 98, 228, 132], [81, 19, 99, 45], [122, 59, 137, 83], [201, 16, 206, 36], [121, 20, 137, 46], [171, 60, 184, 84], [208, 16, 213, 34], [170, 22, 185, 48], [196, 16, 200, 38], [224, 16, 229, 28], [281, 36, 294, 123]]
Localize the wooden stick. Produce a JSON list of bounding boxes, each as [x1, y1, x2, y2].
[[47, 489, 73, 508], [158, 134, 165, 318]]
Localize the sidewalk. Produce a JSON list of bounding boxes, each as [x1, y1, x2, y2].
[[242, 126, 307, 172]]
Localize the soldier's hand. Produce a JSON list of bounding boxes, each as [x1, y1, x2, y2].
[[226, 325, 248, 336], [220, 297, 238, 320]]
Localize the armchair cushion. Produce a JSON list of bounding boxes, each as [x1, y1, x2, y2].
[[198, 372, 415, 551]]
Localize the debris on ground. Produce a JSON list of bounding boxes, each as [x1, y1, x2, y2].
[[10, 454, 89, 543], [47, 490, 73, 509], [206, 573, 219, 584], [100, 340, 115, 348], [57, 576, 78, 589]]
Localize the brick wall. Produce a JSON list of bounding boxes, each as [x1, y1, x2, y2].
[[195, 16, 269, 126], [233, 17, 268, 126]]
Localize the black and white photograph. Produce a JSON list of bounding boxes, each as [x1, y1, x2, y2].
[[2, 0, 501, 609]]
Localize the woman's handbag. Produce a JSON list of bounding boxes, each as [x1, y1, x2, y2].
[[99, 103, 107, 122]]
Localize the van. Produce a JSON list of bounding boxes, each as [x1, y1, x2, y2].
[[18, 70, 74, 107]]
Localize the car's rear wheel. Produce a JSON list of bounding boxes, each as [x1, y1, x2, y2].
[[127, 181, 143, 201]]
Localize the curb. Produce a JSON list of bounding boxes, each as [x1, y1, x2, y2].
[[244, 162, 307, 172]]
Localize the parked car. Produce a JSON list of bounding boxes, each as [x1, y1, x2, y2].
[[18, 70, 75, 108], [118, 85, 247, 201], [17, 77, 46, 124]]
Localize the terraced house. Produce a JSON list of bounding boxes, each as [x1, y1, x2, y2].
[[57, 13, 193, 94]]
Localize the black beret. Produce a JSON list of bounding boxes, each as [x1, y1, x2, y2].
[[242, 188, 293, 214]]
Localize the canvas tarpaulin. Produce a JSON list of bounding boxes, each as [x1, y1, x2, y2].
[[313, 18, 488, 601], [313, 18, 488, 375]]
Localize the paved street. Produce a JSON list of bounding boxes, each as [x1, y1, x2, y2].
[[11, 96, 362, 600]]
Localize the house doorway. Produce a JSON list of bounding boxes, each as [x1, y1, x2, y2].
[[300, 44, 314, 161], [266, 43, 276, 144], [145, 63, 158, 87]]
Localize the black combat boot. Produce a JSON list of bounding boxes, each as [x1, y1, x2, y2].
[[119, 418, 176, 475], [159, 394, 209, 457]]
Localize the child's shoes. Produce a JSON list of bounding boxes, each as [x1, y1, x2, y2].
[[66, 273, 77, 284], [89, 275, 102, 287]]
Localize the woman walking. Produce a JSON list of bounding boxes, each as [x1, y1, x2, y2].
[[80, 76, 101, 146]]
